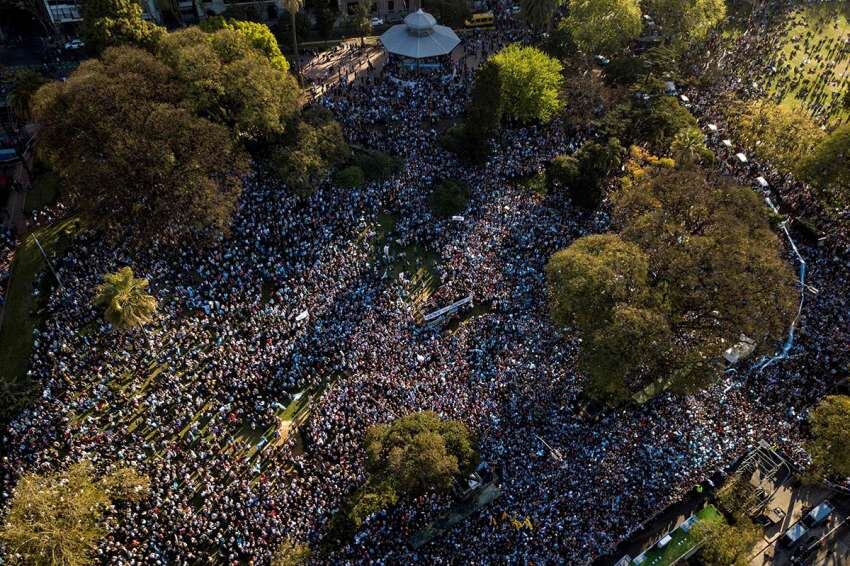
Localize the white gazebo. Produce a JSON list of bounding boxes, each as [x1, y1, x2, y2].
[[379, 9, 461, 59]]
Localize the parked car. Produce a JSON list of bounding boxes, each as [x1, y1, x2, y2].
[[370, 17, 384, 26], [781, 522, 809, 548], [803, 500, 834, 528], [64, 39, 85, 50]]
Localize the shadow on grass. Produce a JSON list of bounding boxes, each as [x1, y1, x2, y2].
[[0, 216, 82, 425]]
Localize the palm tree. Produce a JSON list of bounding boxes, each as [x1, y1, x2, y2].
[[5, 70, 47, 126], [282, 0, 304, 81], [93, 266, 158, 330], [354, 0, 373, 48], [671, 127, 709, 166]]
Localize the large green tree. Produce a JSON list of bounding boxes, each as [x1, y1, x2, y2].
[[642, 0, 726, 47], [549, 138, 625, 208], [807, 395, 850, 480], [365, 411, 477, 497], [81, 0, 164, 53], [799, 123, 850, 211], [614, 161, 796, 394], [32, 47, 249, 242], [563, 0, 642, 57], [93, 266, 158, 330], [158, 26, 300, 139], [199, 16, 290, 72], [730, 100, 824, 175], [692, 518, 760, 566], [271, 107, 351, 194], [548, 156, 797, 401], [452, 60, 504, 162], [489, 44, 564, 123], [602, 93, 699, 154], [0, 460, 149, 566]]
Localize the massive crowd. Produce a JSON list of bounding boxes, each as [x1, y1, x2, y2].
[[0, 4, 848, 565]]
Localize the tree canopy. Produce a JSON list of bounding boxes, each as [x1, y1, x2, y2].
[[364, 411, 477, 498], [807, 395, 850, 480], [642, 0, 726, 47], [158, 26, 300, 138], [270, 107, 351, 195], [81, 0, 164, 53], [729, 100, 824, 175], [93, 266, 158, 330], [549, 138, 625, 208], [670, 126, 713, 166], [198, 16, 290, 73], [692, 517, 760, 566], [32, 46, 249, 242], [602, 93, 700, 154], [520, 0, 561, 33], [4, 69, 47, 124], [0, 460, 149, 566], [548, 151, 797, 401], [799, 123, 850, 211], [564, 0, 643, 57], [489, 44, 564, 123]]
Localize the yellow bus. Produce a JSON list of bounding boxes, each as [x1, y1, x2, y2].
[[464, 11, 495, 28]]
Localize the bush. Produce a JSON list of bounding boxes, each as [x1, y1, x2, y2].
[[548, 154, 580, 190], [430, 179, 470, 217], [518, 171, 548, 195], [440, 125, 468, 155], [271, 107, 351, 196], [352, 148, 402, 182], [334, 166, 365, 188]]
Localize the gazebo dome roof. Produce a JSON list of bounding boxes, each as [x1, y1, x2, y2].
[[404, 9, 437, 33], [379, 8, 460, 59]]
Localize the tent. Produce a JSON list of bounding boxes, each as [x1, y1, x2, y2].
[[380, 9, 461, 59]]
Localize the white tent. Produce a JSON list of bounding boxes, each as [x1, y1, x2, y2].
[[380, 9, 461, 59]]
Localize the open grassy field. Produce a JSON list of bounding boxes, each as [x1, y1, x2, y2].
[[761, 4, 850, 128]]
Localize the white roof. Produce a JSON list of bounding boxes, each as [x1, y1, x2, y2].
[[736, 153, 748, 163], [380, 9, 461, 59], [756, 176, 769, 187]]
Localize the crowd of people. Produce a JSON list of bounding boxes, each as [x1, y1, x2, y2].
[[0, 3, 848, 565], [710, 0, 850, 131]]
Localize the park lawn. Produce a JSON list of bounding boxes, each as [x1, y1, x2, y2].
[[0, 216, 83, 424], [23, 171, 60, 214], [767, 4, 850, 127], [633, 505, 724, 566], [369, 212, 440, 313]]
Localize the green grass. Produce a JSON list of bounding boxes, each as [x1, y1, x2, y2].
[[0, 216, 83, 424], [633, 505, 723, 566], [517, 171, 549, 196], [24, 171, 60, 213], [760, 4, 850, 127]]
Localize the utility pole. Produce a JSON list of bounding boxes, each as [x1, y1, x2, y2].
[[32, 233, 64, 290]]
